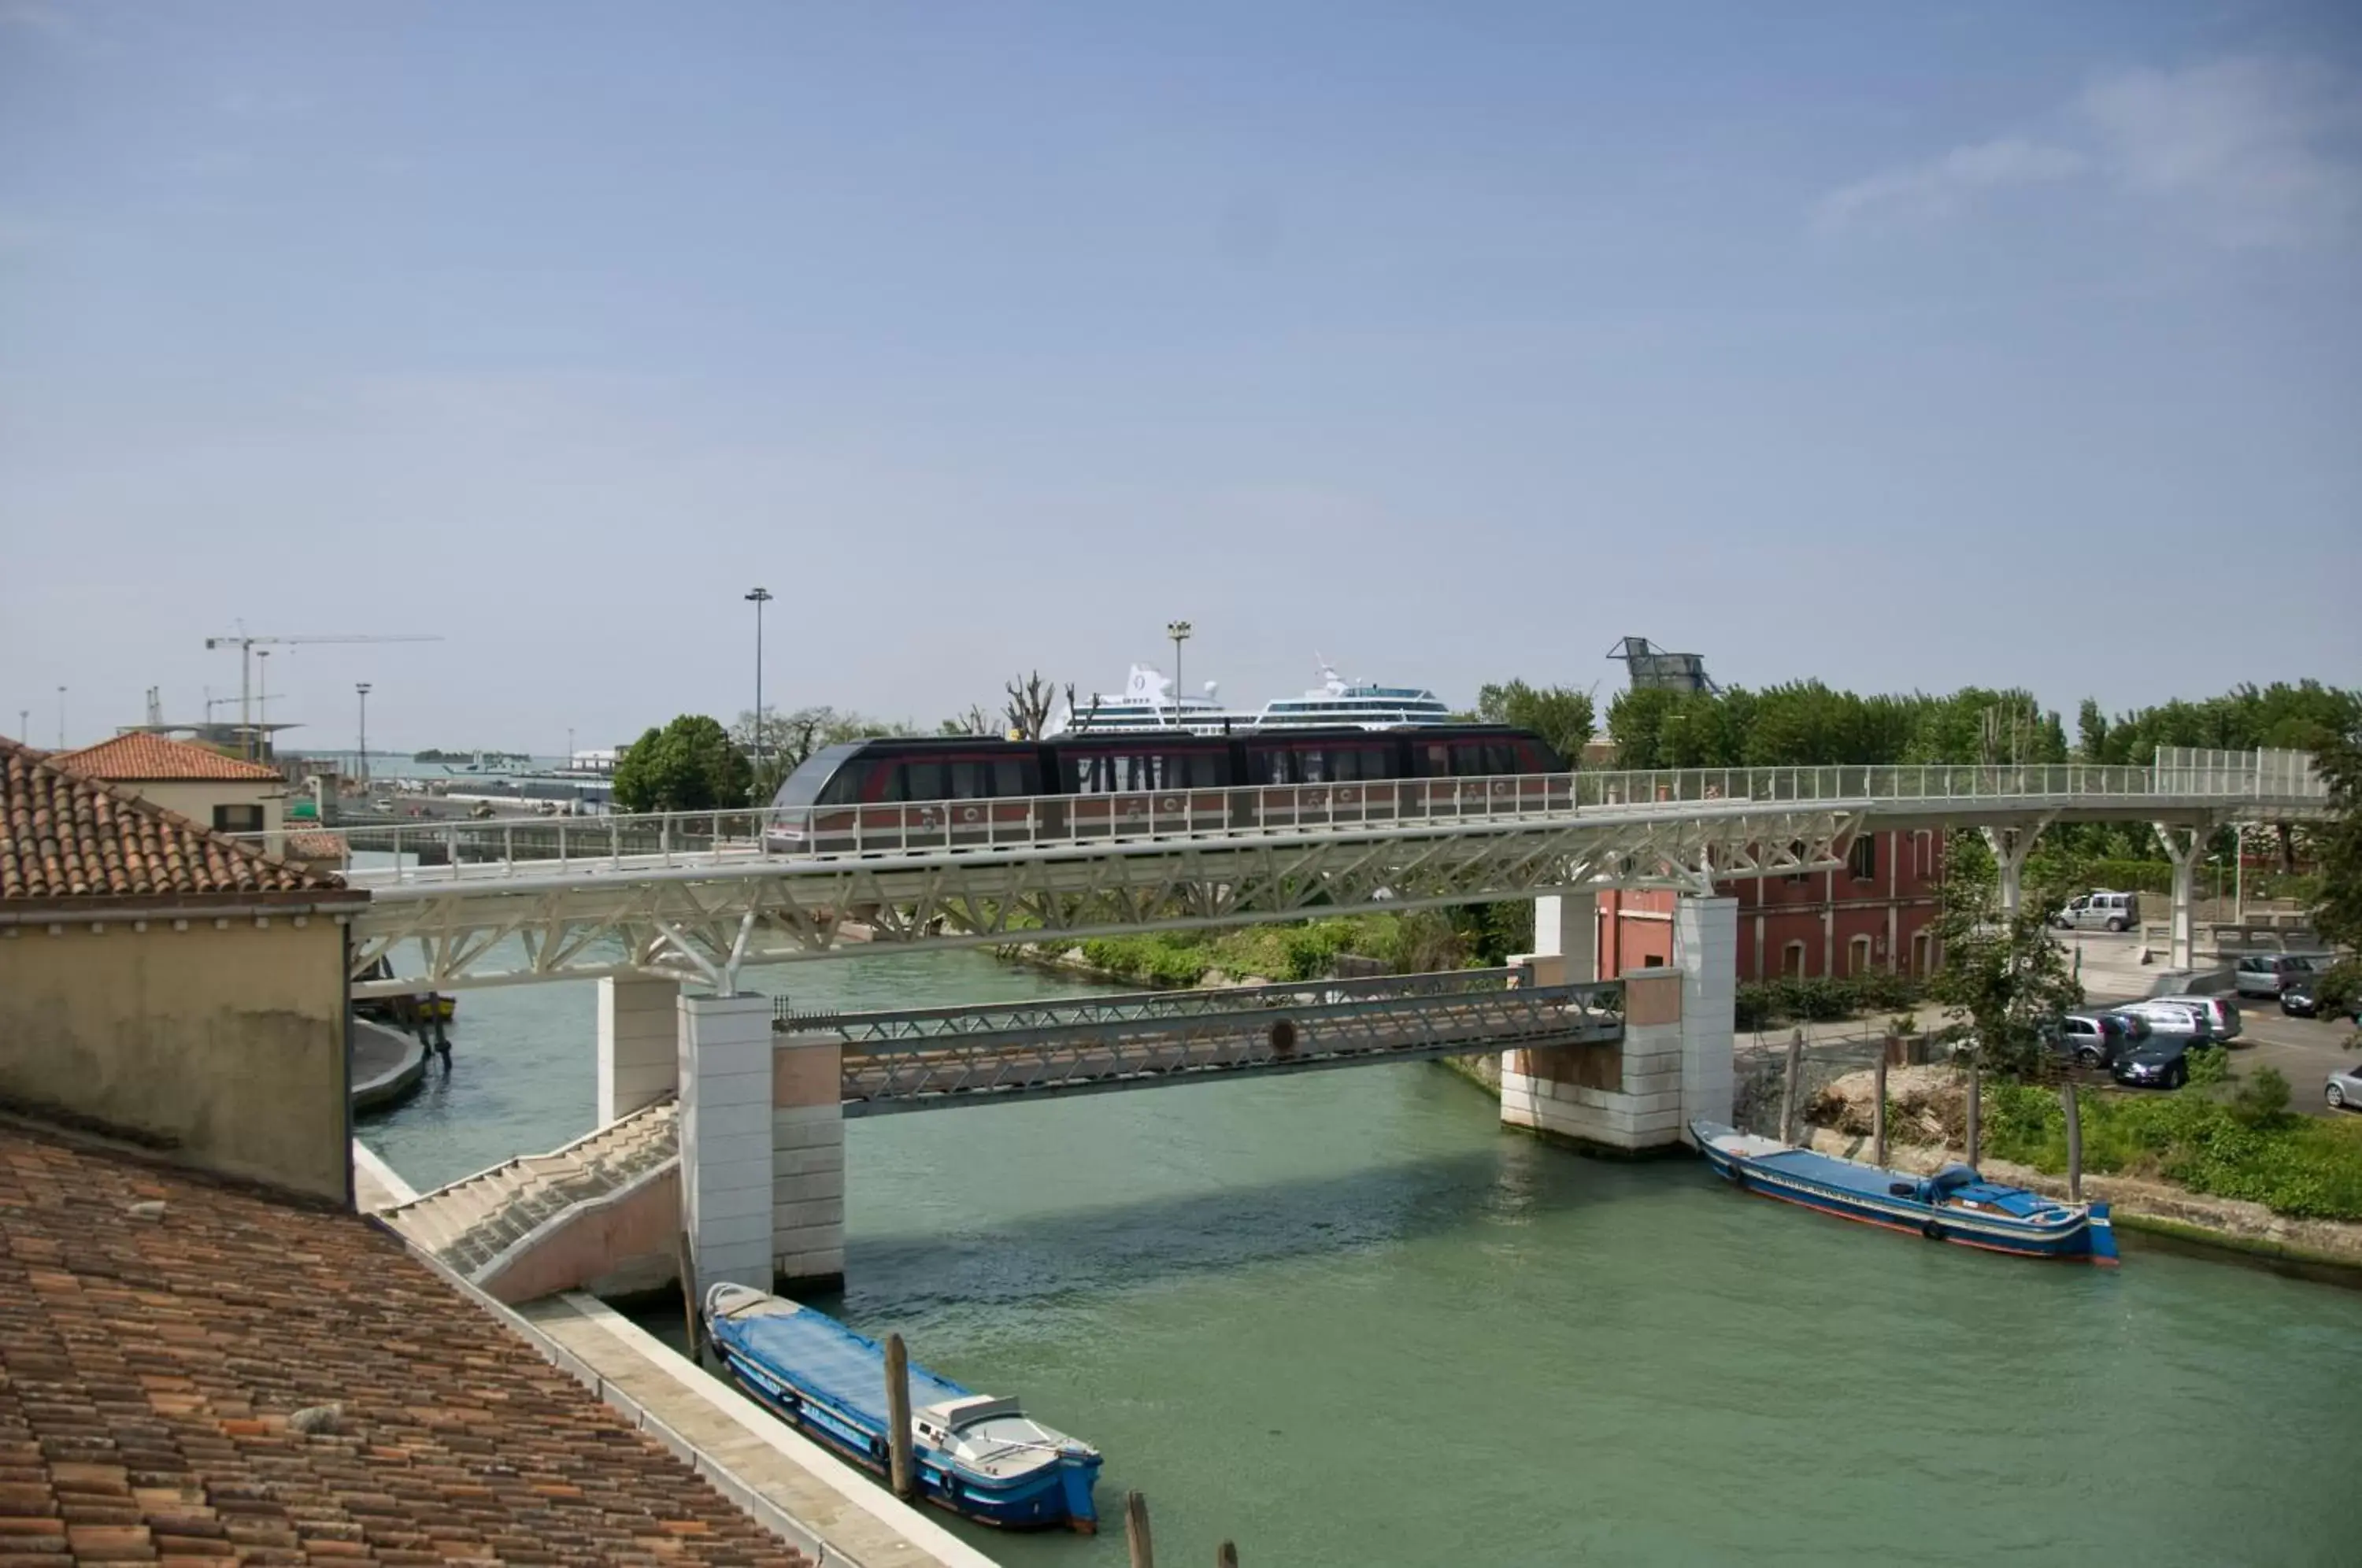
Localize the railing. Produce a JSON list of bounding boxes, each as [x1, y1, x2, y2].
[[243, 753, 2329, 886], [797, 969, 1627, 1112], [776, 965, 1543, 1043]]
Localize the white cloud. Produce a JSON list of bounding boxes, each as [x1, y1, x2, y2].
[[1815, 55, 2361, 249], [2079, 58, 2361, 249], [1815, 137, 2088, 231]]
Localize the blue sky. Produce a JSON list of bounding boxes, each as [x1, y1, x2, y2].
[[3, 1, 2356, 753]]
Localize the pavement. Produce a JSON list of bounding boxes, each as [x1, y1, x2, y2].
[[350, 1017, 430, 1112]]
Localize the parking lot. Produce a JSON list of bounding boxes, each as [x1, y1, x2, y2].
[[2071, 930, 2358, 1117]]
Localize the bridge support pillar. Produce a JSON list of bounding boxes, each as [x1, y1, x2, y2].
[[772, 1032, 846, 1292], [676, 993, 777, 1292], [598, 976, 680, 1125], [1675, 895, 1738, 1137], [2153, 823, 2205, 971], [1501, 970, 1683, 1152], [1529, 887, 1598, 985]]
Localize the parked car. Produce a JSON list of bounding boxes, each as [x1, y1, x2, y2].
[[2234, 953, 2317, 997], [2046, 1011, 2145, 1067], [2119, 1000, 2215, 1041], [2112, 1037, 2192, 1090], [2147, 993, 2242, 1043], [2327, 1063, 2362, 1112], [2283, 977, 2362, 1023], [2054, 891, 2138, 933]]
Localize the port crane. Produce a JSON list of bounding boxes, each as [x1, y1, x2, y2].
[[204, 631, 442, 759]]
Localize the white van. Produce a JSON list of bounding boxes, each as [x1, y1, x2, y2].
[[2055, 891, 2138, 932]]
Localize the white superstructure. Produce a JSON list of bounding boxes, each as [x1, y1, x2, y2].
[[1047, 660, 1456, 737]]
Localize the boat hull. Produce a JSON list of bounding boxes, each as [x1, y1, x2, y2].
[[1692, 1122, 2117, 1265], [703, 1290, 1101, 1532]]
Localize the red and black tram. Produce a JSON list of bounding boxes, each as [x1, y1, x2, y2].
[[763, 725, 1569, 854]]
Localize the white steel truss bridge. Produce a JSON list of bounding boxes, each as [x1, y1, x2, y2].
[[317, 749, 2328, 997], [787, 967, 1624, 1115]]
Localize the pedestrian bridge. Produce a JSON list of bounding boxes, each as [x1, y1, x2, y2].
[[792, 966, 1623, 1115], [309, 749, 2330, 997]]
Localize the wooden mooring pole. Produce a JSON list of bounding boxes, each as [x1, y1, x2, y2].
[[884, 1333, 916, 1501], [1964, 1062, 1982, 1167], [1125, 1490, 1155, 1568], [1872, 1050, 1890, 1168], [674, 1230, 701, 1363], [2063, 1079, 2084, 1203], [1780, 1030, 1804, 1145], [1216, 1542, 1239, 1568]]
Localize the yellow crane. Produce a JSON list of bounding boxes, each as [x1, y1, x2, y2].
[[204, 631, 442, 759]]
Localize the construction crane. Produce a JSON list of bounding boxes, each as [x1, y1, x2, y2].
[[204, 631, 442, 759]]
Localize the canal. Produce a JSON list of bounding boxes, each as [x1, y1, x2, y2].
[[360, 951, 2362, 1567]]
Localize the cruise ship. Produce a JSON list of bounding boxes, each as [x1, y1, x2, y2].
[[1047, 661, 1457, 737]]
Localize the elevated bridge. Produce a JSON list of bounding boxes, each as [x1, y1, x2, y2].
[[306, 749, 2327, 997]]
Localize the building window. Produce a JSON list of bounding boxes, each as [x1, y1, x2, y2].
[[1848, 834, 1877, 882], [1849, 934, 1873, 975], [212, 804, 265, 834], [1783, 941, 1807, 978], [1911, 929, 1934, 975], [1913, 830, 1934, 879]]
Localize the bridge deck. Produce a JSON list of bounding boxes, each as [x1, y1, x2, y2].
[[790, 970, 1624, 1114]]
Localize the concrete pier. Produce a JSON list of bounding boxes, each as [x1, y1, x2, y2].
[[599, 975, 682, 1123], [679, 992, 778, 1292], [773, 1031, 846, 1292], [1501, 967, 1686, 1152], [1675, 895, 1738, 1135]]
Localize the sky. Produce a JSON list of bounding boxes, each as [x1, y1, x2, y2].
[[3, 1, 2358, 755]]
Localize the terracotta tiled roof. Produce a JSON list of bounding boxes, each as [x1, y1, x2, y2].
[[56, 733, 283, 782], [283, 829, 347, 862], [0, 738, 346, 904], [0, 1122, 813, 1566]]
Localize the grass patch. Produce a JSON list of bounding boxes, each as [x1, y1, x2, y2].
[[1069, 912, 1476, 988], [1982, 1078, 2362, 1221]]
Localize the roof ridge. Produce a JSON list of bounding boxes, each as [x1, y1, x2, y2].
[[0, 734, 346, 899]]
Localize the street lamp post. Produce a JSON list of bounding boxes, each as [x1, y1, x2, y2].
[[745, 587, 773, 790], [54, 688, 65, 749], [355, 683, 372, 784], [1165, 619, 1193, 723]]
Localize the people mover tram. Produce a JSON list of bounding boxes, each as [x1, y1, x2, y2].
[[762, 725, 1570, 854]]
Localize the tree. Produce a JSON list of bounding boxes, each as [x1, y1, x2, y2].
[[2310, 725, 2362, 951], [1926, 829, 2085, 1078], [614, 715, 754, 812], [1474, 680, 1595, 765], [733, 706, 914, 799], [939, 704, 997, 737], [1003, 671, 1057, 741]]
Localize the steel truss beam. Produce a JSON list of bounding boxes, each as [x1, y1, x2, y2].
[[810, 972, 1627, 1115], [351, 802, 1860, 994]]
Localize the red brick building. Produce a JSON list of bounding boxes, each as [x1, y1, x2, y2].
[[1595, 827, 1946, 983]]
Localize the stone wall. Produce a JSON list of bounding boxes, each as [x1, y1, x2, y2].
[[0, 915, 351, 1201]]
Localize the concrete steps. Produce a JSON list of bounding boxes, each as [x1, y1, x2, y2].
[[384, 1098, 681, 1282]]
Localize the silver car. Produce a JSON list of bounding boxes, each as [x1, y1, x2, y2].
[[2328, 1063, 2362, 1113], [2150, 993, 2243, 1043]]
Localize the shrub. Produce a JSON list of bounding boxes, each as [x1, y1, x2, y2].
[[2185, 1045, 2231, 1086], [1979, 1075, 2362, 1220], [2231, 1066, 2292, 1124]]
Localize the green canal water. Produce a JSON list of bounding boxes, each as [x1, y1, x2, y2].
[[361, 951, 2362, 1567]]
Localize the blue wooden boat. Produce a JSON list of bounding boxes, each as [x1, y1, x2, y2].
[[703, 1283, 1104, 1531], [1690, 1121, 2118, 1265]]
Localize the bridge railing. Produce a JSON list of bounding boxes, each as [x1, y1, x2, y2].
[[776, 964, 1549, 1042], [252, 752, 2327, 885]]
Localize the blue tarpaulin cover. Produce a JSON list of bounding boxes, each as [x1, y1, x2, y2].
[[724, 1303, 974, 1433]]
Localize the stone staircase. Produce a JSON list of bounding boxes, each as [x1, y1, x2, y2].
[[384, 1099, 681, 1291]]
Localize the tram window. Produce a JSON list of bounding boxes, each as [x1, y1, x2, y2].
[[868, 761, 905, 802], [1181, 753, 1224, 790], [1418, 744, 1453, 778], [994, 759, 1031, 797], [903, 761, 947, 801], [1252, 749, 1292, 786], [945, 761, 991, 799]]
